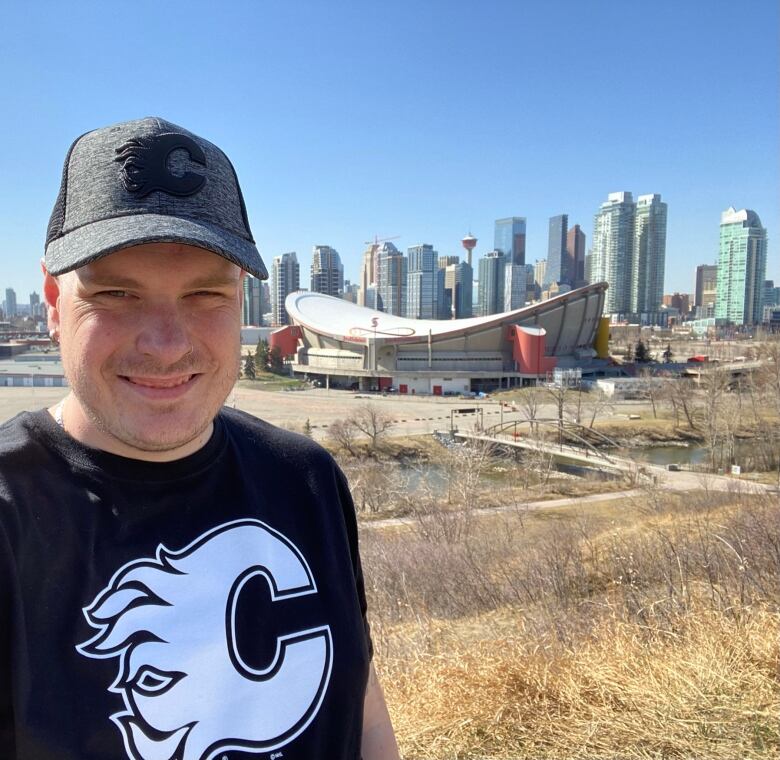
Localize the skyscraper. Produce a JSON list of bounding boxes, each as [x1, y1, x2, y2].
[[436, 256, 459, 319], [533, 259, 547, 293], [272, 252, 300, 326], [407, 244, 437, 319], [591, 192, 635, 314], [444, 262, 473, 318], [4, 289, 17, 318], [377, 242, 406, 317], [631, 194, 667, 313], [567, 225, 586, 286], [29, 291, 41, 320], [764, 280, 780, 308], [478, 250, 506, 316], [544, 214, 569, 288], [494, 217, 526, 265], [694, 263, 718, 317], [358, 242, 379, 307], [242, 274, 263, 326], [504, 263, 528, 311], [715, 208, 767, 325], [310, 245, 344, 297]]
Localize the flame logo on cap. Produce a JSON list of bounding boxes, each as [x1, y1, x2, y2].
[[115, 133, 207, 198]]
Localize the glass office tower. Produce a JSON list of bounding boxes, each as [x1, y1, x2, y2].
[[494, 217, 526, 266], [544, 214, 569, 287]]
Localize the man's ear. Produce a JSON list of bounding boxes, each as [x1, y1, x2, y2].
[[41, 260, 61, 340]]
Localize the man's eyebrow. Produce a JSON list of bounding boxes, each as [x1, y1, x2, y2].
[[78, 273, 144, 289], [183, 276, 242, 289]]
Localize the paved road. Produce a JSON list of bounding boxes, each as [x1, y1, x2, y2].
[[364, 472, 777, 531]]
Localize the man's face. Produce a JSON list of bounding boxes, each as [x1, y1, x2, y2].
[[45, 243, 244, 456]]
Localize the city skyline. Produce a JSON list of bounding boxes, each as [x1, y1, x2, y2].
[[0, 2, 777, 300]]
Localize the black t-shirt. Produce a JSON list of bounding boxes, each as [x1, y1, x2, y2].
[[0, 408, 372, 760]]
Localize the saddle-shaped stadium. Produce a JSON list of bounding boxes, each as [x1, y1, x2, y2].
[[271, 282, 611, 394]]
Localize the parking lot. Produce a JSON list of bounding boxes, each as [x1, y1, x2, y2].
[[0, 385, 518, 440]]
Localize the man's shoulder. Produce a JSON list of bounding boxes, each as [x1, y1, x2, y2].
[[0, 411, 45, 466], [218, 407, 336, 470]]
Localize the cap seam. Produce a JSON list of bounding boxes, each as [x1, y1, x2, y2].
[[46, 130, 90, 248]]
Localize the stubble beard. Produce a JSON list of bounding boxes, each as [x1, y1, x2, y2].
[[64, 348, 242, 454]]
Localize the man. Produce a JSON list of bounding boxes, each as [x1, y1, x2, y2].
[[0, 117, 399, 760]]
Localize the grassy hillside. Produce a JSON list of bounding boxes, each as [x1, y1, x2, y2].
[[361, 488, 779, 758]]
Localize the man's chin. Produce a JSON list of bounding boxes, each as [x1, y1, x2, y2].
[[113, 418, 211, 453], [91, 406, 214, 456]]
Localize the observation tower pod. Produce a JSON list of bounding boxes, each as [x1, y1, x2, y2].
[[461, 233, 477, 267]]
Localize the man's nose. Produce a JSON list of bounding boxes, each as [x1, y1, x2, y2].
[[135, 307, 193, 365]]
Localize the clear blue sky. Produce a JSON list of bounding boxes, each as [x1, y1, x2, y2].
[[1, 0, 777, 302]]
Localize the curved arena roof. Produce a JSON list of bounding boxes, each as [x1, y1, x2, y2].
[[286, 282, 608, 346]]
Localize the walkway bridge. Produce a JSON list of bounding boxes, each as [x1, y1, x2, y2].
[[449, 417, 641, 475]]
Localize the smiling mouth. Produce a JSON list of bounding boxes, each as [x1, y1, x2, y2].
[[121, 375, 197, 389]]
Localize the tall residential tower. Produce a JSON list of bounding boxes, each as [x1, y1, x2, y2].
[[591, 192, 635, 314], [715, 208, 767, 325], [407, 244, 437, 319], [310, 245, 344, 297], [631, 194, 668, 313], [377, 242, 407, 317], [272, 252, 300, 326]]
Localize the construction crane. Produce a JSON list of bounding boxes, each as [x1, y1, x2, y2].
[[364, 235, 400, 247]]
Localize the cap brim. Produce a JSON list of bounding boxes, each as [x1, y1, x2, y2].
[[45, 213, 268, 280]]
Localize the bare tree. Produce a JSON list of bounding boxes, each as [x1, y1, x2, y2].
[[700, 364, 733, 469], [758, 338, 780, 417], [639, 367, 662, 419], [345, 459, 404, 513], [587, 388, 614, 428], [663, 376, 698, 429], [327, 418, 359, 457], [349, 403, 395, 449], [544, 383, 573, 448]]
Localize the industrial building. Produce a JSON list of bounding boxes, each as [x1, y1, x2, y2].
[[274, 282, 610, 394]]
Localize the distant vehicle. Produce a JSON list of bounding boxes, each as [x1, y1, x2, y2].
[[687, 355, 709, 363]]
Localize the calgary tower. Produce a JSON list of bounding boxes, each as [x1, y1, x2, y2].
[[461, 233, 477, 267]]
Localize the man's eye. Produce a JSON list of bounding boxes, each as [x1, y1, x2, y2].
[[97, 290, 129, 298]]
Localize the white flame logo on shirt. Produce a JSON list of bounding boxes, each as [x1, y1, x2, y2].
[[76, 519, 332, 760]]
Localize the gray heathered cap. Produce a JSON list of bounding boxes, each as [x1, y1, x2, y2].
[[45, 116, 268, 279]]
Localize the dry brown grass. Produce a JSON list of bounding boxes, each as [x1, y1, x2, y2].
[[362, 484, 780, 759], [379, 606, 778, 759]]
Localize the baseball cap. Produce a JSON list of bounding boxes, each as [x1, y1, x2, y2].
[[45, 116, 268, 279]]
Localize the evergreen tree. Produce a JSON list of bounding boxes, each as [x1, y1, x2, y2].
[[624, 343, 634, 362], [254, 338, 269, 368], [303, 418, 313, 438], [634, 339, 651, 363], [662, 343, 674, 363], [243, 353, 256, 380], [268, 345, 284, 374]]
